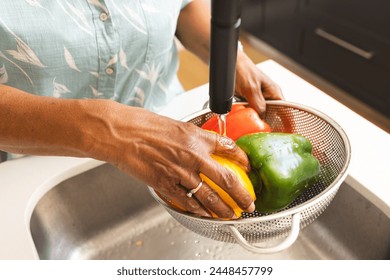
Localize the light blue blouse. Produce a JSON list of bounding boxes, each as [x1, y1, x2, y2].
[[0, 0, 192, 113]]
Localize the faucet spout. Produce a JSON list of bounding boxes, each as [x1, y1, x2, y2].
[[209, 0, 242, 114]]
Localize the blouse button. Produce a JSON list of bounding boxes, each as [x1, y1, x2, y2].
[[99, 12, 109, 22], [105, 67, 114, 75]]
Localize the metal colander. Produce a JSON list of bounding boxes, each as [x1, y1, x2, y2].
[[149, 101, 351, 253]]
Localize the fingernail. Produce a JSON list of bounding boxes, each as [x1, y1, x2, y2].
[[246, 202, 255, 213]]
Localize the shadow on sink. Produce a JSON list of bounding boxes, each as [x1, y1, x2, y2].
[[29, 164, 390, 260]]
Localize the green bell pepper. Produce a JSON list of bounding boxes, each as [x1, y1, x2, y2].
[[236, 132, 320, 213]]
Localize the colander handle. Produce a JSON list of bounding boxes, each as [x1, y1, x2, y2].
[[227, 213, 301, 254]]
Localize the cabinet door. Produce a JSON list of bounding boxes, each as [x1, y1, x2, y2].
[[241, 0, 300, 54], [298, 19, 390, 117], [302, 0, 390, 40]]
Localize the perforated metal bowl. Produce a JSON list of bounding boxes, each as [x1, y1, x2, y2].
[[149, 101, 351, 253]]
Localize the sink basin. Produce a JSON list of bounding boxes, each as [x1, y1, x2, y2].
[[29, 163, 390, 260]]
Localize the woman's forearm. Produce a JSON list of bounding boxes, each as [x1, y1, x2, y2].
[[176, 0, 211, 64], [0, 85, 114, 159]]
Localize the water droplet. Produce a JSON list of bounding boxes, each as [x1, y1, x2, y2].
[[194, 240, 200, 244], [195, 252, 201, 257]]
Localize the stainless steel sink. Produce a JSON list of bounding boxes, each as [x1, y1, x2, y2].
[[29, 163, 390, 260]]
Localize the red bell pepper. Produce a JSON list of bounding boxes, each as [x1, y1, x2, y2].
[[202, 104, 271, 140], [201, 104, 246, 131]]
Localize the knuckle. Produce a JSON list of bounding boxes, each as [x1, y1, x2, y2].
[[217, 135, 236, 149], [219, 208, 235, 219], [202, 187, 235, 219], [220, 170, 236, 190], [177, 122, 196, 141], [181, 122, 200, 141], [206, 190, 220, 206], [154, 168, 177, 189], [185, 199, 202, 212], [244, 79, 260, 93]]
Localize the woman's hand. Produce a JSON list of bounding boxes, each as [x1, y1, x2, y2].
[[96, 103, 255, 219], [235, 51, 284, 115], [0, 87, 254, 219]]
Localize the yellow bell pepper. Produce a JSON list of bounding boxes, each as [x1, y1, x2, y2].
[[159, 154, 255, 219], [200, 154, 256, 218]]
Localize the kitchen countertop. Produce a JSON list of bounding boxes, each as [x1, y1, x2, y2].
[[0, 60, 389, 260]]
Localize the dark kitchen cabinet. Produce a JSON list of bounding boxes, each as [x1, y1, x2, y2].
[[241, 0, 390, 118], [241, 0, 300, 55]]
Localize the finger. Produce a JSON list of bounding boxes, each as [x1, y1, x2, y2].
[[177, 172, 235, 219], [199, 156, 255, 213], [234, 76, 267, 116], [244, 86, 267, 116], [213, 133, 250, 172], [160, 183, 211, 217], [191, 180, 236, 219], [260, 73, 284, 100]]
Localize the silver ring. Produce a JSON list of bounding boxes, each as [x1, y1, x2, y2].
[[186, 180, 203, 198]]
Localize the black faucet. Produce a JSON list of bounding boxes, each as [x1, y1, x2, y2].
[[209, 0, 242, 115]]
